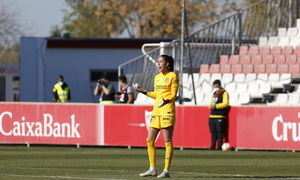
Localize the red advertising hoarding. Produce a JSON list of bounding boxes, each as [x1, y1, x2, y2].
[[3, 103, 300, 150], [236, 107, 300, 150], [0, 103, 104, 145], [103, 105, 237, 148], [0, 103, 237, 149]]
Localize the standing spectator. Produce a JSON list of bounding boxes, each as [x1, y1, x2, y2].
[[208, 79, 229, 150], [53, 75, 71, 102], [115, 75, 134, 104], [94, 75, 115, 104]]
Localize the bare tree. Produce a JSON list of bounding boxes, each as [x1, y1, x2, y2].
[[0, 2, 24, 63]]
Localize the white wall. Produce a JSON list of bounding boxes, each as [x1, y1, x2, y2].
[[20, 37, 142, 102]]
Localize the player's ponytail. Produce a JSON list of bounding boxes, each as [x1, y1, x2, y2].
[[160, 55, 174, 72]]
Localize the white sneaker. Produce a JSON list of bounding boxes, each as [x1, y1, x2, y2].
[[139, 169, 157, 177], [157, 171, 170, 178]]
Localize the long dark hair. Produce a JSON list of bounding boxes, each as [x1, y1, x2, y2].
[[160, 55, 174, 72]]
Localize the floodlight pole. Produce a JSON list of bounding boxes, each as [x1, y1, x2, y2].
[[184, 3, 197, 105], [179, 0, 185, 104]]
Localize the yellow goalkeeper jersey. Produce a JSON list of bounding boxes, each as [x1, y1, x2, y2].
[[147, 71, 179, 116]]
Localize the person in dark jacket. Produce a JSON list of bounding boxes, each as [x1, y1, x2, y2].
[[94, 75, 115, 104], [208, 79, 229, 150]]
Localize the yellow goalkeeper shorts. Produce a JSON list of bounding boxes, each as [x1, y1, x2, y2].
[[150, 115, 175, 129]]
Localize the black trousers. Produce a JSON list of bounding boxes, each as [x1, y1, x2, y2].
[[209, 118, 225, 149]]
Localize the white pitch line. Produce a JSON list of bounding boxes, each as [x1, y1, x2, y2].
[[0, 173, 126, 180], [0, 166, 127, 173], [1, 166, 300, 179], [175, 171, 256, 177], [175, 171, 300, 179]]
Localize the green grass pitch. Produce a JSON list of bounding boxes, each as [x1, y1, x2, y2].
[[0, 145, 300, 180]]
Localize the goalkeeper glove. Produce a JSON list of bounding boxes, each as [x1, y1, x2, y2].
[[133, 83, 147, 95], [156, 98, 170, 108]]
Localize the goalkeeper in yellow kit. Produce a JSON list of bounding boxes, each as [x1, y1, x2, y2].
[[134, 55, 179, 178]]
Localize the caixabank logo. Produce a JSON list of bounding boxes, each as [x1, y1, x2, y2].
[[272, 114, 300, 142], [0, 111, 81, 138]]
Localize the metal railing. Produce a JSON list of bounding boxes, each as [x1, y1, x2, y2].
[[240, 0, 298, 41], [118, 0, 299, 98]]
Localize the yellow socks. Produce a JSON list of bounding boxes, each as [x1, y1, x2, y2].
[[164, 141, 173, 171], [147, 139, 156, 169], [146, 139, 173, 171]]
